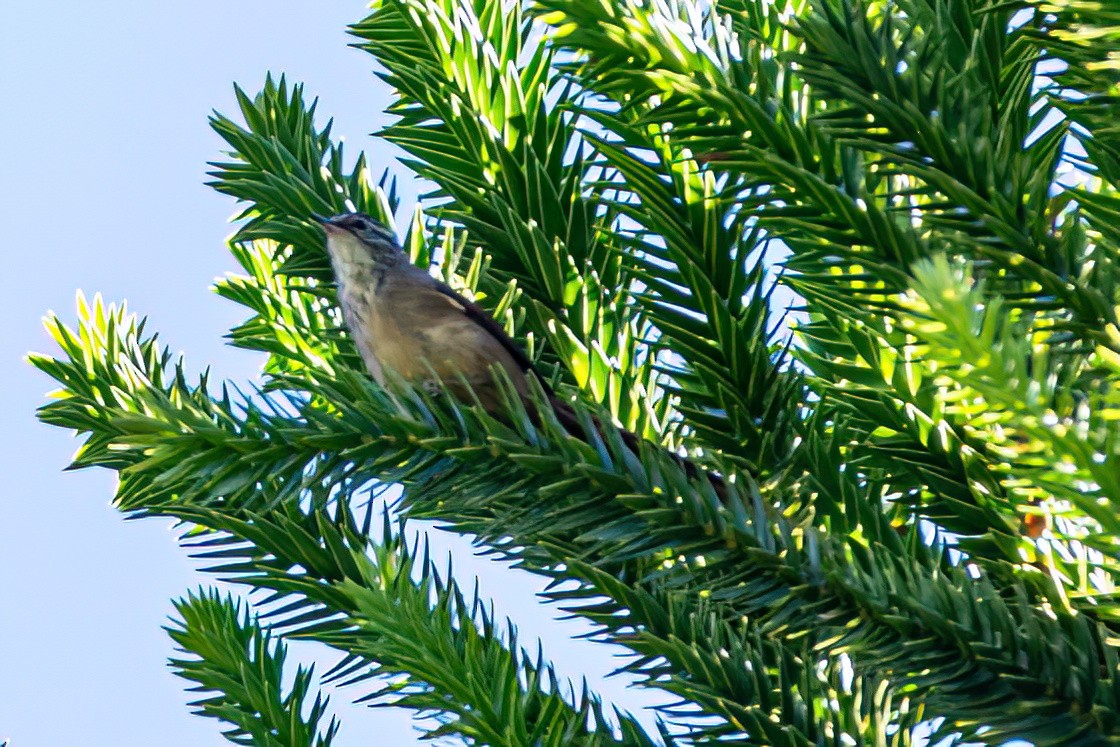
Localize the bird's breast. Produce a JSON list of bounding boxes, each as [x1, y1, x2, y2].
[[337, 273, 388, 384], [337, 269, 529, 406]]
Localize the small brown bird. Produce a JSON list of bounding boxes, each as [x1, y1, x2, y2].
[[314, 212, 532, 414], [314, 212, 724, 494]]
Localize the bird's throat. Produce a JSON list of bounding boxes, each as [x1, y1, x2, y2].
[[325, 233, 401, 295]]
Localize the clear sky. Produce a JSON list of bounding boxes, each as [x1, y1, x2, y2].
[[1, 3, 668, 744]]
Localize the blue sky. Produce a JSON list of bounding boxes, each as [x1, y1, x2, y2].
[[1, 3, 668, 744]]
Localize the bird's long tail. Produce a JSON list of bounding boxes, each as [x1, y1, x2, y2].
[[545, 394, 728, 500]]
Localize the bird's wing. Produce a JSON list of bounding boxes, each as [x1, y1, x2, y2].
[[429, 278, 538, 376]]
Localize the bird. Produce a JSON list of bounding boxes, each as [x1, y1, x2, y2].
[[313, 211, 535, 415], [313, 211, 725, 495]]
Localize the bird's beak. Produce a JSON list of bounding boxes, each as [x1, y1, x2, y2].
[[311, 213, 341, 234]]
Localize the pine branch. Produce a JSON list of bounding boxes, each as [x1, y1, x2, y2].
[[208, 75, 396, 282], [791, 0, 1118, 351], [581, 115, 804, 471], [530, 0, 1120, 586], [778, 0, 1120, 615], [32, 296, 1120, 742], [168, 503, 666, 747], [32, 298, 664, 744], [1024, 0, 1120, 188], [553, 560, 922, 745], [167, 589, 340, 747], [534, 0, 930, 286], [25, 297, 881, 743], [399, 420, 1120, 745], [897, 257, 1120, 562], [534, 0, 1017, 557]]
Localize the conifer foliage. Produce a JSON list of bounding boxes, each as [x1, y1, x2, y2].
[[32, 0, 1120, 743]]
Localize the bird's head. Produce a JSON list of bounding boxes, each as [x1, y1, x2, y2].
[[312, 212, 403, 271]]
